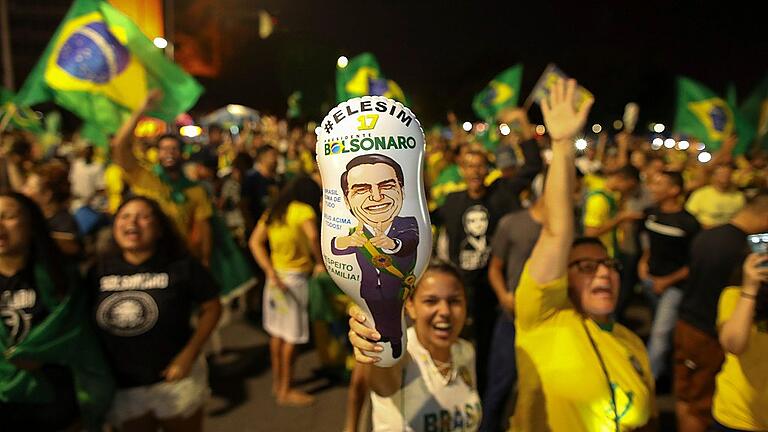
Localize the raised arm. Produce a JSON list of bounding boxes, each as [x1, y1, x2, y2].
[[501, 108, 543, 187], [111, 89, 163, 174], [615, 132, 630, 168], [706, 134, 738, 173], [527, 79, 593, 284]]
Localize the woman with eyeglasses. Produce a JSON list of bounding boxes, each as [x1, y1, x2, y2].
[[509, 79, 656, 431]]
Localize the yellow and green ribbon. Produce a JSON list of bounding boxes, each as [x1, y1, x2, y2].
[[351, 227, 416, 300]]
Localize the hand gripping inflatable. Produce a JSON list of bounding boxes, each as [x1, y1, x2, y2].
[[316, 96, 431, 367]]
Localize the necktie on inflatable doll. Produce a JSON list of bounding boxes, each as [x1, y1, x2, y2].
[[316, 96, 431, 367]]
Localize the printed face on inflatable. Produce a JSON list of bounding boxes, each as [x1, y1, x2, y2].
[[342, 159, 404, 230], [316, 96, 431, 367]]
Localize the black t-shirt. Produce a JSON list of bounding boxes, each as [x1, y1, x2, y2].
[[243, 170, 278, 230], [641, 207, 700, 277], [679, 223, 749, 337], [90, 254, 219, 388], [0, 267, 49, 346], [432, 139, 542, 287]]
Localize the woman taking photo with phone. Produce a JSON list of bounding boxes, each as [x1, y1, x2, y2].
[[710, 252, 768, 431]]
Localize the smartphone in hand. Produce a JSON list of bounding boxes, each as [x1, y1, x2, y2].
[[747, 233, 768, 267]]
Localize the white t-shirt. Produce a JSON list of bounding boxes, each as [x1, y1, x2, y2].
[[69, 158, 105, 211], [371, 327, 482, 432]]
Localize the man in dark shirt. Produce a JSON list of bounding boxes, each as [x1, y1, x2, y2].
[[638, 171, 700, 380], [431, 110, 543, 395], [481, 198, 543, 432], [242, 145, 280, 315], [242, 145, 280, 233], [674, 191, 768, 432]]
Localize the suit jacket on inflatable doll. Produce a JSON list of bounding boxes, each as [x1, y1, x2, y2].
[[331, 154, 418, 358]]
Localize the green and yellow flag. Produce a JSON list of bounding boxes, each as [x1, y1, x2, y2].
[[472, 64, 523, 120], [15, 0, 202, 146], [741, 74, 768, 149], [336, 52, 408, 104], [674, 77, 754, 154]]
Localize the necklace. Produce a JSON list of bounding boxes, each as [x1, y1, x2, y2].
[[432, 357, 453, 376]]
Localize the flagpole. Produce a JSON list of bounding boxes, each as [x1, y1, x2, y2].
[[0, 0, 14, 90], [0, 104, 15, 132]]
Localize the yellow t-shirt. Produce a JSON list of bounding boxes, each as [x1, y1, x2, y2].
[[685, 185, 745, 228], [121, 165, 213, 240], [583, 191, 619, 257], [584, 173, 607, 193], [260, 201, 316, 272], [712, 287, 768, 430], [104, 164, 125, 214], [300, 149, 316, 174], [511, 263, 655, 432]]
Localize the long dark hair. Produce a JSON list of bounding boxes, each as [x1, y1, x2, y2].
[[0, 192, 70, 298], [266, 175, 322, 225], [107, 196, 189, 264], [32, 160, 71, 205]]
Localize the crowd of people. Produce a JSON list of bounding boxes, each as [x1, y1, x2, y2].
[[0, 78, 766, 432]]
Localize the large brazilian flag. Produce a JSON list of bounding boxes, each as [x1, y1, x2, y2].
[[15, 0, 202, 146]]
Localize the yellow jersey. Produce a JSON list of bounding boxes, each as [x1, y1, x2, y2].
[[511, 263, 655, 432], [685, 185, 745, 228], [712, 287, 768, 430], [104, 164, 125, 214], [583, 190, 620, 257]]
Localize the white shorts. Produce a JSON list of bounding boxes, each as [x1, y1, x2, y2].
[[108, 356, 209, 426], [262, 270, 310, 344]]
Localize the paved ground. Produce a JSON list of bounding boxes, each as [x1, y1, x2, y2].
[[204, 318, 351, 432], [202, 303, 677, 432]]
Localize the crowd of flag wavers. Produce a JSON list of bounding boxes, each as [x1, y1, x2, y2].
[[0, 77, 767, 432]]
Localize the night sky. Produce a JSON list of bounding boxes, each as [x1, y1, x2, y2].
[[8, 0, 768, 130]]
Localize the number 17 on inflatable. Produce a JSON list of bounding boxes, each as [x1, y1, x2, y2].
[[316, 96, 431, 367]]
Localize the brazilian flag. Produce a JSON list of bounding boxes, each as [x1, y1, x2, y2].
[[14, 0, 202, 147], [674, 77, 754, 154], [741, 74, 768, 149], [336, 52, 408, 104], [472, 64, 523, 120]]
